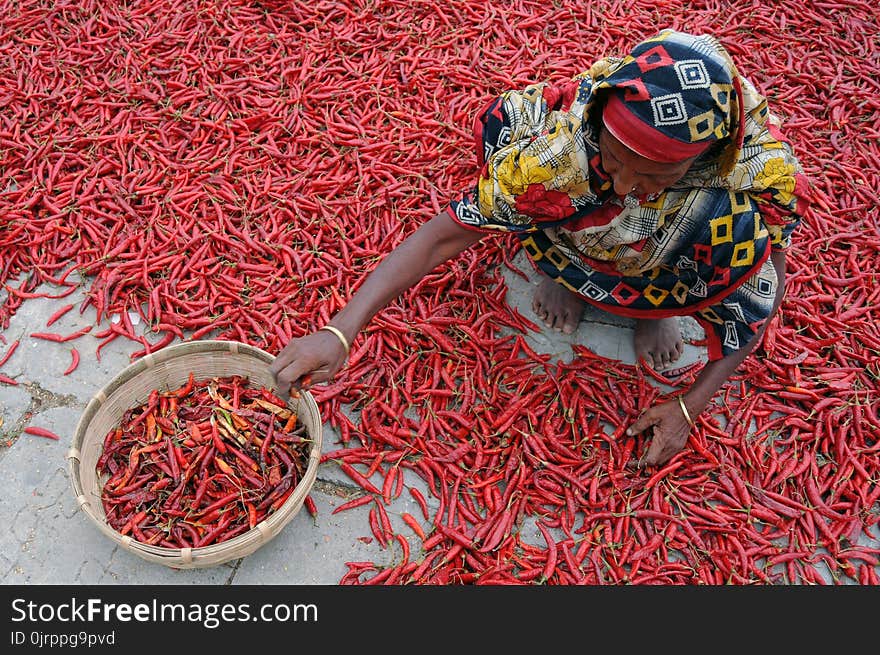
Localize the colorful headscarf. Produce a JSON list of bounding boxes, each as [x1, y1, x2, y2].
[[603, 91, 712, 162], [598, 32, 743, 163]]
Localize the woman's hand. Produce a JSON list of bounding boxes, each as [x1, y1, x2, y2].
[[269, 328, 349, 398], [626, 398, 692, 467]]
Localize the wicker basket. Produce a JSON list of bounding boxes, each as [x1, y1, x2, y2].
[[67, 340, 322, 569]]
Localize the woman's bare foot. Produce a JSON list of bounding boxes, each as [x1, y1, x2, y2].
[[532, 276, 585, 334], [634, 317, 684, 371]]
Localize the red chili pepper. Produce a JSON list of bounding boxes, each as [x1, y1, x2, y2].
[[45, 303, 75, 327], [479, 507, 513, 553], [536, 521, 558, 583], [62, 347, 80, 376], [408, 487, 430, 520], [172, 372, 195, 398], [368, 506, 388, 548], [210, 419, 228, 455], [0, 339, 19, 368], [29, 325, 92, 342], [401, 512, 426, 540], [338, 461, 382, 496], [23, 426, 61, 440], [331, 495, 374, 515], [395, 534, 411, 564], [119, 510, 147, 537]]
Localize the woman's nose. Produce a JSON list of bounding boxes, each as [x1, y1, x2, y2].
[[612, 170, 636, 196]]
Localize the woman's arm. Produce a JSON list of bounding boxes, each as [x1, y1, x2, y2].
[[627, 249, 787, 466], [269, 212, 485, 393]]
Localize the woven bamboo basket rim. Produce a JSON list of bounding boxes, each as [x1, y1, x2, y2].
[[67, 339, 322, 569]]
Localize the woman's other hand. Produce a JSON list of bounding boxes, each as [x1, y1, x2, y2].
[[269, 328, 349, 398], [626, 398, 691, 467]]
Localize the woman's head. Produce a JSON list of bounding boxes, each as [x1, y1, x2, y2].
[[598, 119, 699, 197], [596, 29, 744, 195]]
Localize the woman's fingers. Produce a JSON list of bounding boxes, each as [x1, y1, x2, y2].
[[269, 331, 346, 398], [627, 407, 658, 437], [268, 338, 298, 380], [269, 360, 308, 401], [643, 437, 672, 468], [628, 401, 690, 467]]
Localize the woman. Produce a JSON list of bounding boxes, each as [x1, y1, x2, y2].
[[270, 29, 811, 467]]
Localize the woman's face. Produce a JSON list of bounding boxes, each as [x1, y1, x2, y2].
[[599, 125, 696, 198]]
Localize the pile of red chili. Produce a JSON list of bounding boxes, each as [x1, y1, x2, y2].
[[97, 374, 312, 549], [1, 1, 878, 583]]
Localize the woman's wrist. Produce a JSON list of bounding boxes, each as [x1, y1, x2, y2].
[[677, 394, 696, 427], [318, 325, 350, 357]]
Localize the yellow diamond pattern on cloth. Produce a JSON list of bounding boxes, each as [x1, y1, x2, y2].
[[687, 108, 717, 141], [699, 307, 723, 324], [521, 236, 542, 261], [643, 284, 669, 306], [671, 280, 690, 304], [557, 275, 579, 294], [545, 246, 570, 271], [753, 214, 769, 241], [730, 241, 755, 267], [709, 82, 732, 116], [730, 190, 752, 216], [710, 214, 733, 244]]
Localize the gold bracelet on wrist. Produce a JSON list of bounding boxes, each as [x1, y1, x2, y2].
[[677, 394, 695, 428]]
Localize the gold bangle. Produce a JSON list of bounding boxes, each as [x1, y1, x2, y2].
[[319, 325, 350, 356], [677, 394, 695, 428]]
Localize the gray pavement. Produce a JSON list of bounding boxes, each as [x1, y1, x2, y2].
[[0, 252, 709, 585]]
